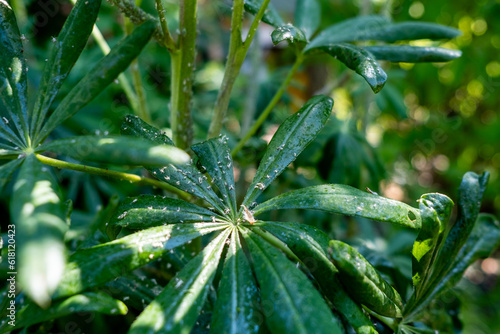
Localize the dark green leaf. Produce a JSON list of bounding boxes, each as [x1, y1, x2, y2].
[[254, 184, 421, 229], [329, 240, 403, 318], [53, 222, 228, 298], [241, 228, 342, 334], [364, 45, 462, 63], [271, 24, 307, 47], [307, 15, 391, 50], [411, 193, 453, 290], [0, 158, 23, 191], [294, 0, 321, 39], [243, 0, 284, 27], [357, 22, 462, 43], [39, 135, 190, 167], [110, 195, 223, 228], [104, 274, 161, 311], [242, 95, 333, 208], [191, 136, 237, 218], [129, 228, 231, 334], [404, 214, 500, 321], [10, 155, 67, 307], [0, 292, 126, 333], [314, 43, 387, 93], [431, 172, 489, 284], [0, 1, 29, 146], [121, 115, 174, 145], [30, 0, 101, 138], [210, 229, 262, 334], [255, 221, 377, 334], [36, 20, 157, 144], [121, 115, 226, 215]]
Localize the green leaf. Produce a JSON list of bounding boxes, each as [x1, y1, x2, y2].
[[357, 22, 462, 43], [307, 18, 460, 48], [110, 195, 223, 229], [0, 1, 29, 146], [307, 15, 391, 50], [364, 45, 462, 63], [0, 292, 127, 333], [36, 20, 157, 144], [191, 136, 237, 218], [329, 240, 403, 318], [255, 221, 377, 334], [121, 115, 174, 145], [431, 172, 489, 284], [10, 155, 68, 307], [294, 0, 321, 39], [243, 0, 284, 27], [121, 115, 226, 215], [314, 43, 387, 93], [53, 222, 228, 299], [30, 0, 101, 138], [271, 24, 307, 47], [39, 135, 190, 167], [404, 214, 500, 321], [254, 184, 421, 229], [104, 274, 161, 311], [129, 228, 231, 334], [210, 229, 262, 334], [0, 158, 23, 191], [411, 193, 453, 290], [241, 228, 342, 334], [242, 95, 333, 208]]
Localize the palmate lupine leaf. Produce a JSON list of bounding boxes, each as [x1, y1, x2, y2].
[[10, 155, 68, 307], [128, 228, 231, 334], [0, 1, 29, 146], [329, 240, 404, 318], [210, 229, 262, 334], [39, 135, 190, 167], [254, 184, 421, 229], [35, 20, 157, 144], [110, 195, 223, 229], [121, 115, 227, 215], [404, 214, 500, 321], [242, 95, 333, 209], [364, 45, 462, 63], [294, 0, 321, 39], [191, 136, 238, 218], [254, 221, 377, 334], [30, 0, 101, 138], [243, 0, 284, 27], [53, 223, 228, 299], [0, 292, 127, 333], [241, 228, 343, 334]]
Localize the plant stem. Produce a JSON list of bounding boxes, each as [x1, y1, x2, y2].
[[207, 0, 271, 139], [170, 0, 197, 149], [35, 154, 190, 200], [231, 53, 304, 156], [249, 225, 301, 263], [155, 0, 177, 52]]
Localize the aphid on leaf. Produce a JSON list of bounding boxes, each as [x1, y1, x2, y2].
[[241, 205, 256, 224]]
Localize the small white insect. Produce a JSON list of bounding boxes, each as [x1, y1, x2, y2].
[[241, 205, 256, 225]]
